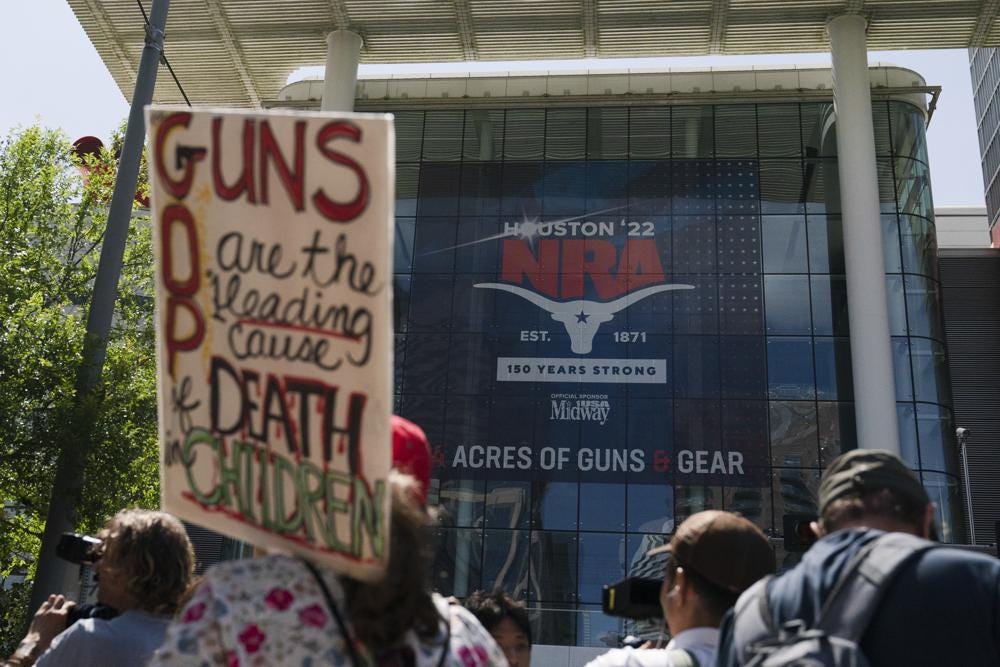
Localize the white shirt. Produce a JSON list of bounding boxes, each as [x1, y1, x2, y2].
[[584, 627, 721, 667]]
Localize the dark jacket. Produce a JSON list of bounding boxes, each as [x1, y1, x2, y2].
[[717, 528, 1000, 666]]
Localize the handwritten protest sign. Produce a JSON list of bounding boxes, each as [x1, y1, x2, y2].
[[146, 107, 394, 580]]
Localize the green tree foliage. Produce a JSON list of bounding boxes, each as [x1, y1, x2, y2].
[[0, 125, 156, 651]]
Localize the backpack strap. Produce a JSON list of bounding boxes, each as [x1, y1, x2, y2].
[[730, 575, 776, 663], [667, 648, 699, 667], [816, 532, 936, 643]]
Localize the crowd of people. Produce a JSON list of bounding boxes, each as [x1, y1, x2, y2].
[[5, 417, 1000, 666]]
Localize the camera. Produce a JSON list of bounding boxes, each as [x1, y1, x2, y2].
[[601, 577, 663, 620], [55, 532, 102, 565]]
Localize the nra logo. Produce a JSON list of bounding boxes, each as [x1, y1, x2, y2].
[[476, 234, 693, 354]]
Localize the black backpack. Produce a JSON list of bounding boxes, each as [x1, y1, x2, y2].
[[730, 532, 937, 666]]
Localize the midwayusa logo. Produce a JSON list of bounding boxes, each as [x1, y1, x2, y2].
[[550, 397, 611, 425]]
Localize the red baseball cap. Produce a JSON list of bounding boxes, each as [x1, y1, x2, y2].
[[391, 415, 431, 507]]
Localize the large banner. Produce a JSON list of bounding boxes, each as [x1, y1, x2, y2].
[[148, 107, 394, 580], [399, 161, 770, 486]]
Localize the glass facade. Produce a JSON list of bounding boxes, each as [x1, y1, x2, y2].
[[385, 99, 959, 647]]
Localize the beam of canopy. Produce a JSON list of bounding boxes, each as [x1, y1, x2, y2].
[[67, 0, 1000, 108]]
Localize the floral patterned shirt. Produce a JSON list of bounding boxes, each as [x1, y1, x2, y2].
[[150, 554, 508, 667]]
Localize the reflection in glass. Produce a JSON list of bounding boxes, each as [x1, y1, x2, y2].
[[588, 108, 628, 160], [674, 485, 722, 524], [897, 403, 920, 468], [890, 102, 929, 163], [396, 164, 419, 216], [772, 469, 820, 531], [882, 214, 903, 274], [921, 472, 963, 544], [891, 337, 914, 401], [801, 102, 837, 157], [629, 107, 670, 159], [422, 110, 464, 161], [486, 481, 531, 529], [464, 110, 504, 161], [504, 109, 545, 160], [895, 157, 934, 218], [432, 527, 482, 598], [804, 159, 840, 214], [578, 533, 624, 603], [672, 106, 713, 158], [578, 604, 624, 648], [483, 529, 529, 599], [724, 485, 771, 532], [531, 531, 579, 602], [715, 105, 756, 157], [910, 337, 951, 405], [767, 337, 815, 400], [810, 275, 848, 336], [760, 161, 805, 214], [532, 482, 579, 531], [579, 484, 625, 531], [395, 111, 424, 161], [818, 402, 855, 467], [904, 275, 945, 341], [899, 215, 938, 279], [765, 275, 812, 334], [814, 337, 852, 401], [916, 403, 957, 474], [546, 108, 587, 160], [627, 485, 674, 533], [871, 101, 892, 157], [762, 216, 808, 273], [757, 104, 801, 157], [437, 479, 486, 528], [769, 402, 819, 468], [807, 215, 844, 274]]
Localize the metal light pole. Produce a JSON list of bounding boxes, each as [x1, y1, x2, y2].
[[28, 0, 171, 616], [957, 427, 976, 544]]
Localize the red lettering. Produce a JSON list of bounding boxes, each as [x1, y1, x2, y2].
[[160, 203, 204, 378], [165, 296, 205, 379], [560, 239, 619, 299], [312, 122, 369, 223], [501, 239, 558, 297], [259, 120, 305, 211], [621, 239, 666, 291], [154, 112, 200, 199], [212, 117, 256, 203]]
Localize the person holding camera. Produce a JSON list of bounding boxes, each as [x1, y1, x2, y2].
[[587, 511, 775, 667], [5, 509, 195, 667]]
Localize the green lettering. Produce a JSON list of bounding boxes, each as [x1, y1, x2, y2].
[[182, 429, 223, 505], [352, 478, 386, 559], [323, 470, 353, 553], [272, 452, 303, 533]]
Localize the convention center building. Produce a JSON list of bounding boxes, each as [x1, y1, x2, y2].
[[267, 65, 954, 651]]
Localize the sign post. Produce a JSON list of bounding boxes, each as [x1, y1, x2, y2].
[[147, 107, 394, 580]]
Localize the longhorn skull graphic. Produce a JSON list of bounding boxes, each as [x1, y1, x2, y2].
[[474, 282, 695, 354]]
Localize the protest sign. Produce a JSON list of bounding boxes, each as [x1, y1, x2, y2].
[[147, 107, 394, 580]]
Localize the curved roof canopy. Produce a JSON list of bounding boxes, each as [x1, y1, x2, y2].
[[67, 0, 1000, 108]]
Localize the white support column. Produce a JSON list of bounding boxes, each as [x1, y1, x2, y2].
[[827, 14, 901, 455], [322, 29, 363, 112]]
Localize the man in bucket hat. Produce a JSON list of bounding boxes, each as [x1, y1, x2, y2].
[[587, 510, 775, 667], [718, 449, 1000, 666]]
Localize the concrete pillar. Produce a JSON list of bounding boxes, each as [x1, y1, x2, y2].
[[322, 30, 363, 112], [827, 14, 901, 455]]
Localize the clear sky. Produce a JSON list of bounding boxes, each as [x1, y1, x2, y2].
[[0, 0, 985, 206]]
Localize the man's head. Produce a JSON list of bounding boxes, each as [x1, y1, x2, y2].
[[94, 509, 194, 615], [650, 510, 774, 635], [464, 590, 532, 667], [815, 449, 934, 538]]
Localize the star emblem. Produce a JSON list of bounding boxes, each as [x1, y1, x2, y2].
[[575, 310, 590, 323]]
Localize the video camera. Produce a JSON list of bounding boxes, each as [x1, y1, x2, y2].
[[55, 532, 119, 627], [601, 577, 663, 620], [55, 532, 103, 565]]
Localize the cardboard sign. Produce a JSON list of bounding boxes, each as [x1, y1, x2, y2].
[[147, 107, 394, 580]]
